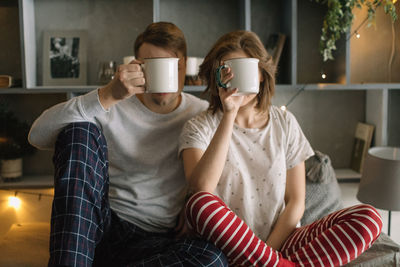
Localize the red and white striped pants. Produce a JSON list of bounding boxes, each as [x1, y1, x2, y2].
[[186, 192, 382, 267]]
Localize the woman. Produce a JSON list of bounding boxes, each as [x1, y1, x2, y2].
[[179, 30, 382, 266]]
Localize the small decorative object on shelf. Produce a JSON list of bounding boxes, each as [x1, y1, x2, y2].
[[42, 30, 88, 86], [185, 57, 204, 86], [0, 102, 36, 182], [0, 75, 13, 88], [350, 122, 375, 173], [98, 61, 117, 85], [0, 75, 22, 89]]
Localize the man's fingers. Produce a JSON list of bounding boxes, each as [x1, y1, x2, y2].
[[130, 77, 146, 88], [127, 85, 145, 95], [118, 62, 142, 73], [119, 70, 144, 81]]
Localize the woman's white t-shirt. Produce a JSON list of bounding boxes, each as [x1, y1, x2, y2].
[[179, 105, 314, 241]]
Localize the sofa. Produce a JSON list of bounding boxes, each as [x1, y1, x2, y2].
[[303, 151, 400, 266], [0, 151, 399, 266]]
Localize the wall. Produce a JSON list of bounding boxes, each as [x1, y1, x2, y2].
[[34, 0, 153, 85], [160, 0, 241, 57], [272, 90, 365, 168], [351, 3, 400, 83]]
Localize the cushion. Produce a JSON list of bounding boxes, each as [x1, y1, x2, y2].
[[301, 151, 343, 225]]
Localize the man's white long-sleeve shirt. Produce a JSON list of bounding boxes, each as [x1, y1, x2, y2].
[[29, 89, 208, 232]]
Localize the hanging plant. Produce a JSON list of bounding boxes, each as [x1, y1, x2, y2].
[[315, 0, 398, 61]]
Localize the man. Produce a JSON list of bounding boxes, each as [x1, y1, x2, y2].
[[29, 22, 227, 267]]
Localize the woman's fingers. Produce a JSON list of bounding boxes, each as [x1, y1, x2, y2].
[[219, 67, 233, 86]]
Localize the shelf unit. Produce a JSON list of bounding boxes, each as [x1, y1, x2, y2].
[[1, 0, 399, 183], [0, 175, 53, 189]]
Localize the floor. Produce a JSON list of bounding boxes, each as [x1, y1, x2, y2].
[[1, 182, 399, 246], [339, 182, 400, 245]]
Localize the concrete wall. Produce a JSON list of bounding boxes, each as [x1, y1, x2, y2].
[[351, 3, 400, 83], [34, 0, 153, 85]]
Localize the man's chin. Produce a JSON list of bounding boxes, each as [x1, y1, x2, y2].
[[150, 92, 179, 106]]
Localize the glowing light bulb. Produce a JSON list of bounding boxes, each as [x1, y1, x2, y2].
[[356, 32, 361, 39], [280, 105, 287, 111], [321, 73, 327, 79], [8, 196, 21, 209]]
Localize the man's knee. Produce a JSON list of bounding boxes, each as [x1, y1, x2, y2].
[[57, 122, 105, 147], [53, 121, 109, 191], [54, 122, 107, 162]]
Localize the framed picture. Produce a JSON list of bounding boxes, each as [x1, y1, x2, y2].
[[43, 30, 87, 86]]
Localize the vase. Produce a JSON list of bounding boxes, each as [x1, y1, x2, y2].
[[0, 158, 23, 181]]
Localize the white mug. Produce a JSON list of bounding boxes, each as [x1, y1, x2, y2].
[[186, 57, 198, 76], [216, 58, 259, 95], [123, 56, 136, 65], [143, 58, 179, 93]]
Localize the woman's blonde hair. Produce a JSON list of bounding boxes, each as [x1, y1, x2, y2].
[[199, 30, 276, 113]]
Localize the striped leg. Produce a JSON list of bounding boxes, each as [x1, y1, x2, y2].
[[185, 192, 294, 267], [280, 204, 382, 267]]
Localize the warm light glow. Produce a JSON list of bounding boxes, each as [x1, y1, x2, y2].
[[321, 73, 327, 79], [356, 32, 361, 39], [393, 0, 397, 4], [280, 105, 287, 111], [8, 196, 21, 209]]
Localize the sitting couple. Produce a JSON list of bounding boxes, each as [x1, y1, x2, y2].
[[29, 22, 382, 267]]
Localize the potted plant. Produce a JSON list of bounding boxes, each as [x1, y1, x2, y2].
[[0, 103, 36, 181], [315, 0, 398, 61]]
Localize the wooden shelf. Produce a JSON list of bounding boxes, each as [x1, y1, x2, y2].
[[1, 84, 400, 95], [335, 168, 361, 182], [0, 175, 53, 189]]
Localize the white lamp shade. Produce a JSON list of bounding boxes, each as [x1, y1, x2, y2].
[[357, 147, 400, 211]]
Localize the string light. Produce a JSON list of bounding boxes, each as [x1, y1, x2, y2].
[[280, 84, 307, 110], [1, 189, 52, 211], [320, 13, 367, 79], [8, 196, 21, 209]]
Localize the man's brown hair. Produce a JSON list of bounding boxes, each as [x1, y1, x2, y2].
[[199, 30, 276, 113], [134, 22, 187, 58]]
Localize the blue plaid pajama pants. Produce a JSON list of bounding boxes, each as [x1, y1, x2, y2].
[[49, 122, 228, 267]]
